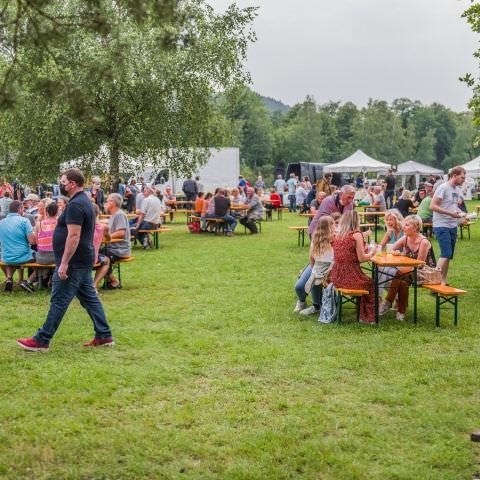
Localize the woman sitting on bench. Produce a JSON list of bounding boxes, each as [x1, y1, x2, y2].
[[330, 211, 376, 324], [379, 215, 435, 321]]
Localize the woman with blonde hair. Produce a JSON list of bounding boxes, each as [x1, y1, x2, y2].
[[394, 189, 417, 218], [330, 210, 376, 324], [380, 214, 435, 321], [380, 209, 404, 248], [294, 216, 335, 315]]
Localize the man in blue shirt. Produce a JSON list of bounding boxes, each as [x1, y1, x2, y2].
[[17, 168, 114, 352], [0, 200, 36, 292], [287, 173, 297, 212]]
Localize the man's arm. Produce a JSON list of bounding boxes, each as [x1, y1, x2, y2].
[[58, 224, 81, 280], [27, 232, 36, 245], [430, 196, 462, 217]]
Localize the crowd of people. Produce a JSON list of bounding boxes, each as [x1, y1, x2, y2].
[[0, 164, 471, 349], [293, 166, 469, 324]]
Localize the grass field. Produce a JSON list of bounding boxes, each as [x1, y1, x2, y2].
[[1, 207, 479, 479]]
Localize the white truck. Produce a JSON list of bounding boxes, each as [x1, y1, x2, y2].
[[142, 147, 240, 195]]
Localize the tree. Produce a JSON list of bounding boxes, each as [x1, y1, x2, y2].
[[1, 1, 256, 183], [222, 87, 274, 170]]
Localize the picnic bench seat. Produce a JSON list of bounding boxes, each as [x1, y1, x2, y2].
[[288, 226, 308, 246], [336, 288, 370, 323], [422, 284, 467, 327], [134, 227, 171, 249], [106, 256, 135, 289]]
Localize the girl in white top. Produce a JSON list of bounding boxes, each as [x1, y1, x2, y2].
[[294, 215, 335, 316]]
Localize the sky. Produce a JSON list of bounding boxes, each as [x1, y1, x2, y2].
[[208, 0, 479, 112]]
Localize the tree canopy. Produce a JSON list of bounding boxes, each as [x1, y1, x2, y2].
[[0, 0, 256, 183]]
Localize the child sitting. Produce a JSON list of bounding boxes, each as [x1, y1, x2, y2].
[[294, 216, 334, 316]]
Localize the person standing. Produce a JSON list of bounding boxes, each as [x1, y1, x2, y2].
[[182, 176, 198, 204], [286, 173, 297, 212], [430, 166, 466, 285], [16, 168, 114, 352], [274, 174, 286, 205], [195, 176, 204, 195], [316, 173, 333, 196], [383, 169, 396, 209]]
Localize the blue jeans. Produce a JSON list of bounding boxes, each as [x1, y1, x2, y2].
[[35, 268, 112, 344], [217, 214, 237, 232], [131, 221, 157, 243], [288, 195, 296, 212], [385, 190, 395, 209], [295, 265, 321, 306]]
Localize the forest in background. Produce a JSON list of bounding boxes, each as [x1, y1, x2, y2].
[[221, 87, 480, 184]]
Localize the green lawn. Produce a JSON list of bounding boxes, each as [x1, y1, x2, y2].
[[1, 208, 479, 479]]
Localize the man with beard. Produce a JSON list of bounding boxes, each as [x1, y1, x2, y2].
[[16, 168, 114, 351]]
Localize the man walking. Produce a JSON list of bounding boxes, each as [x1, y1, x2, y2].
[[430, 166, 466, 285], [17, 168, 114, 352]]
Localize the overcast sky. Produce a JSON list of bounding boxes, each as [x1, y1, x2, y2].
[[209, 0, 478, 112]]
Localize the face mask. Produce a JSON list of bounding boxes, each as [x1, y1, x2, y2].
[[59, 184, 68, 196]]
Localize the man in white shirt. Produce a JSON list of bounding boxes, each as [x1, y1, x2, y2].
[[430, 166, 466, 284], [132, 185, 162, 248]]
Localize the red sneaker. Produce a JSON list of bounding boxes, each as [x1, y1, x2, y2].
[[83, 337, 115, 347], [16, 337, 49, 352]]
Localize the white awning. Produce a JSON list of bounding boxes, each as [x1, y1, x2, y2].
[[395, 160, 443, 176], [323, 150, 391, 173]]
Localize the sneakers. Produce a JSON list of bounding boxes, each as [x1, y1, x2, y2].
[[396, 312, 405, 321], [379, 301, 391, 316], [83, 337, 115, 347], [16, 337, 49, 352], [300, 305, 320, 316], [20, 280, 34, 293], [293, 300, 307, 313], [4, 278, 13, 292]]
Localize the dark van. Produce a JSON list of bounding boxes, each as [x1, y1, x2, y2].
[[285, 162, 342, 187]]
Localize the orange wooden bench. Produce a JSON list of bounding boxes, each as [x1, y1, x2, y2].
[[336, 288, 370, 323], [422, 284, 467, 327]]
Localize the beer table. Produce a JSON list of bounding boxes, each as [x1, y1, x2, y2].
[[371, 254, 425, 324]]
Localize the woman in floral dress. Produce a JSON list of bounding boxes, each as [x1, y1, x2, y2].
[[330, 211, 376, 324]]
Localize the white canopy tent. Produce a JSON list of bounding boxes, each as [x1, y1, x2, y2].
[[460, 156, 480, 176], [395, 160, 443, 189], [323, 149, 391, 174]]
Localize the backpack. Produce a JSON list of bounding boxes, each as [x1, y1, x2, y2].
[[187, 221, 201, 234]]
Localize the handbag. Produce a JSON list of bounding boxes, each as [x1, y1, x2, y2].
[[416, 265, 442, 285]]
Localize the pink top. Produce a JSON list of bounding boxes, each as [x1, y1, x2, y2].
[[37, 218, 57, 252], [93, 222, 105, 265]]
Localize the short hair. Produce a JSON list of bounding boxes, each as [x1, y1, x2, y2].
[[3, 191, 9, 198], [385, 208, 404, 227], [404, 214, 422, 232], [46, 202, 58, 217], [9, 200, 21, 213], [401, 190, 412, 200], [340, 184, 355, 194], [449, 166, 466, 177], [63, 168, 85, 187], [195, 176, 200, 181], [108, 193, 122, 208]]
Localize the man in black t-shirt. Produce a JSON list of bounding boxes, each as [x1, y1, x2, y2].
[[17, 168, 114, 352], [383, 169, 396, 209], [213, 189, 237, 236]]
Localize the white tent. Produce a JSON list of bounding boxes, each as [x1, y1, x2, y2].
[[323, 149, 391, 173], [394, 160, 443, 189], [460, 156, 480, 176], [395, 160, 443, 177]]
